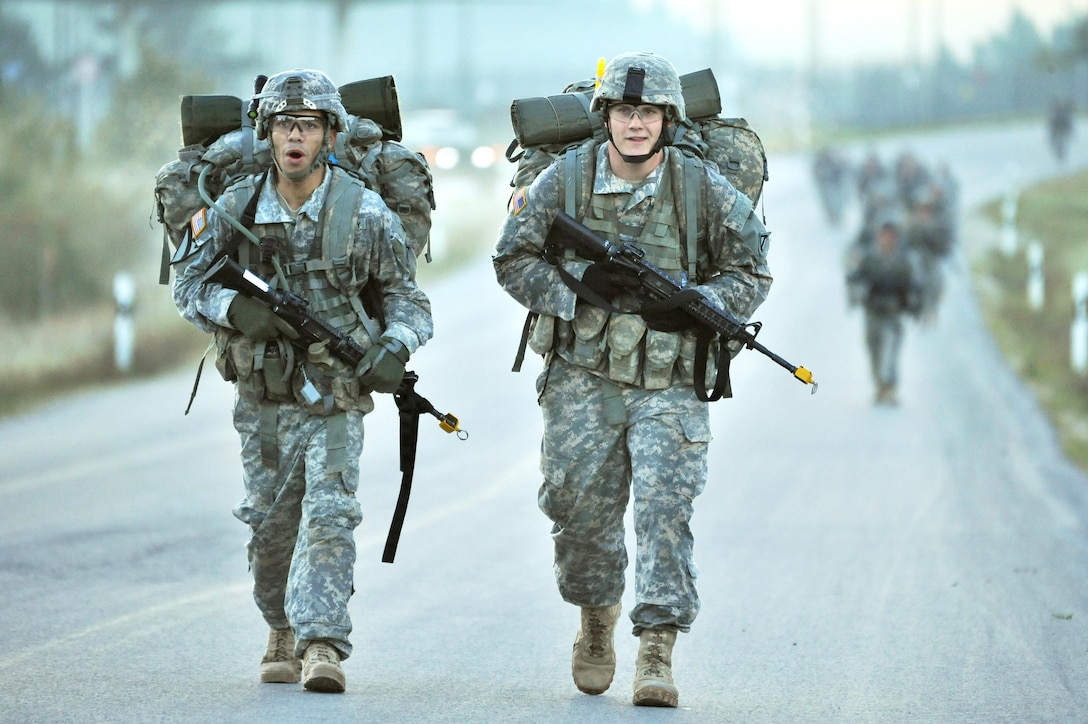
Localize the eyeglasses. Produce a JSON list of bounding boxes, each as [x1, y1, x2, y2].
[[607, 104, 666, 123], [270, 114, 328, 135]]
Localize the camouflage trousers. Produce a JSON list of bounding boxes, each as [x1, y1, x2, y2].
[[231, 394, 365, 660], [864, 308, 905, 388], [536, 355, 710, 635]]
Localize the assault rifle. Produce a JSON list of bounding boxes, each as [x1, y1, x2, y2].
[[201, 254, 466, 563], [544, 211, 817, 395]]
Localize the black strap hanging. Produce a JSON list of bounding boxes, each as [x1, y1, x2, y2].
[[693, 329, 731, 402], [383, 372, 425, 563]]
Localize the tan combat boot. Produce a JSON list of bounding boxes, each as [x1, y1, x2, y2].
[[302, 640, 346, 693], [571, 603, 623, 695], [632, 628, 679, 707], [260, 627, 301, 684]]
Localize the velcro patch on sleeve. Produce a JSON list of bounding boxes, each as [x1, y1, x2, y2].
[[509, 187, 529, 216], [189, 207, 208, 239]]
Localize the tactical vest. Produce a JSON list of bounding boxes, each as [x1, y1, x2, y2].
[[213, 167, 381, 415], [529, 143, 719, 390]]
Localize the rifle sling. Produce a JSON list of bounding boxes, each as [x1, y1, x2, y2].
[[512, 311, 538, 372], [383, 378, 430, 563], [693, 329, 731, 402]]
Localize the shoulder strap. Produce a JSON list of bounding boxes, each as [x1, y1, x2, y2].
[[327, 174, 384, 345], [213, 171, 268, 265], [321, 169, 364, 261], [666, 148, 704, 281], [513, 141, 593, 373], [681, 151, 702, 280], [563, 145, 581, 217]]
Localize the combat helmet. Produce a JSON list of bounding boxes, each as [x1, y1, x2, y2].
[[253, 69, 350, 141], [591, 51, 686, 122]]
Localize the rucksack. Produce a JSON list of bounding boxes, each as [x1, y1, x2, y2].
[[504, 68, 768, 208], [153, 75, 435, 285]]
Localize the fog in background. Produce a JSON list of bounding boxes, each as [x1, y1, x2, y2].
[[5, 0, 1088, 152]]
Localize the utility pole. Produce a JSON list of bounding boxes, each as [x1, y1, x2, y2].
[[332, 0, 351, 79], [806, 0, 821, 145]]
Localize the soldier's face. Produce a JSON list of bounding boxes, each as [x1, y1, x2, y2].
[[606, 104, 665, 159], [270, 110, 335, 180]]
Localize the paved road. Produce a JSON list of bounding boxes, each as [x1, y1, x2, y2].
[[1, 122, 1087, 722]]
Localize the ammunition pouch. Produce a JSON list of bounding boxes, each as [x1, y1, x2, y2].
[[214, 328, 375, 415], [534, 307, 717, 390]]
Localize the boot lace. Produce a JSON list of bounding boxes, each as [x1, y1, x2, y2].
[[584, 610, 609, 658], [267, 630, 294, 663], [308, 642, 338, 665], [641, 634, 668, 677]]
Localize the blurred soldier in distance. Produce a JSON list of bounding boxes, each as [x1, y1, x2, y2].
[[847, 212, 923, 405]]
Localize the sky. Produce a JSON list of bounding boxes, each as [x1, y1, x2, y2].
[[648, 0, 1088, 68], [7, 0, 1088, 121]]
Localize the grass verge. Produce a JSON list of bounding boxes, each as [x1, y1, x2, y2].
[[0, 289, 208, 417], [973, 168, 1088, 472]]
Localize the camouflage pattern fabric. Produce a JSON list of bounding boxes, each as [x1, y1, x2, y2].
[[493, 132, 772, 636], [591, 51, 686, 120], [494, 143, 770, 333], [254, 68, 351, 139], [537, 356, 709, 634], [689, 117, 767, 205], [154, 119, 433, 272], [173, 165, 431, 354], [172, 162, 432, 660], [232, 397, 364, 659], [332, 120, 436, 260]]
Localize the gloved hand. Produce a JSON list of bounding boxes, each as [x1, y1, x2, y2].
[[639, 288, 703, 333], [227, 295, 299, 341], [356, 336, 409, 394], [581, 262, 640, 300]]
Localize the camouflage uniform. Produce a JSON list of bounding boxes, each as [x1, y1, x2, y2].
[[494, 139, 772, 634], [173, 163, 432, 659]]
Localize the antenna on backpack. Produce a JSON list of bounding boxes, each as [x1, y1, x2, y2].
[[247, 74, 268, 120]]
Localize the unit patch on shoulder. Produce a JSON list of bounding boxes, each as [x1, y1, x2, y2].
[[189, 207, 208, 239], [509, 187, 529, 216]]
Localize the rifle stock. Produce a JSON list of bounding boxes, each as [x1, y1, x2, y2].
[[545, 211, 817, 393]]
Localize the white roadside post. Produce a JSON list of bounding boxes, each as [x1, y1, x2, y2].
[[1026, 241, 1044, 311], [113, 272, 136, 374], [1072, 272, 1088, 375]]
